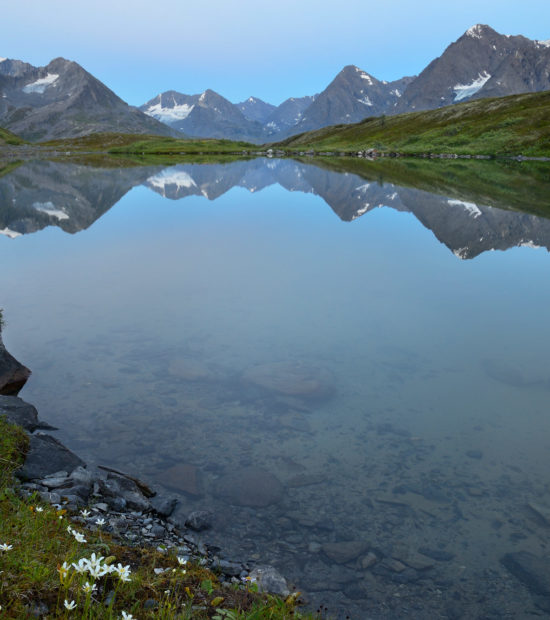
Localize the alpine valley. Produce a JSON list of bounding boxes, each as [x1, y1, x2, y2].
[[0, 23, 548, 144]]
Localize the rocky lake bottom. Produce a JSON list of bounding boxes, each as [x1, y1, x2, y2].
[[2, 158, 550, 618]]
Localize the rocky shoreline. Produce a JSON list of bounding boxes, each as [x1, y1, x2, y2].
[[0, 333, 292, 600]]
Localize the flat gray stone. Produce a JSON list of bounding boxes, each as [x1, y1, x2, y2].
[[17, 433, 85, 481]]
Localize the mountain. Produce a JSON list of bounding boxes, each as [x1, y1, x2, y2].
[[263, 95, 317, 137], [395, 24, 550, 112], [237, 97, 276, 123], [288, 66, 414, 135], [141, 89, 265, 143], [0, 57, 180, 141]]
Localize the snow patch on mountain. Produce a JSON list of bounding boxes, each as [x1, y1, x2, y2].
[[453, 71, 491, 102], [23, 73, 59, 94], [0, 58, 6, 63], [145, 102, 194, 123], [357, 96, 373, 106], [536, 39, 550, 48]]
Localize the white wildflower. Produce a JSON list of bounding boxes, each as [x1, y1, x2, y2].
[[95, 517, 106, 527], [121, 612, 135, 620], [0, 544, 13, 551], [64, 599, 77, 610], [72, 558, 89, 574], [177, 556, 187, 566], [113, 563, 131, 582], [80, 509, 91, 518], [82, 581, 97, 594], [58, 561, 70, 580], [72, 530, 87, 543], [36, 506, 44, 512]]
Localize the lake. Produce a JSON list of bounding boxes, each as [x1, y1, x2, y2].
[[2, 156, 550, 618]]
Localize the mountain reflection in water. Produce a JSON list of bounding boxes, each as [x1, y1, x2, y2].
[[1, 157, 550, 259]]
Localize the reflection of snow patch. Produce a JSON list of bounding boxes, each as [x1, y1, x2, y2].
[[147, 169, 197, 192], [355, 183, 371, 193], [453, 247, 469, 259], [537, 39, 550, 48], [519, 240, 542, 249], [0, 227, 21, 238], [453, 72, 491, 101], [447, 199, 482, 218], [32, 201, 69, 220], [0, 57, 6, 63], [23, 73, 59, 94], [145, 102, 194, 122]]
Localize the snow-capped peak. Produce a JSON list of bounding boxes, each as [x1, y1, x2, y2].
[[0, 57, 6, 63], [465, 24, 487, 39]]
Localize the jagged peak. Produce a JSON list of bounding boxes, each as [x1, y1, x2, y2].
[[464, 24, 496, 39]]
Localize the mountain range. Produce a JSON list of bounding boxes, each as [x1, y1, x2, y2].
[[2, 158, 550, 260], [0, 24, 549, 143], [141, 24, 550, 143]]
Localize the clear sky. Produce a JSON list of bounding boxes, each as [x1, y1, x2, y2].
[[3, 0, 550, 107]]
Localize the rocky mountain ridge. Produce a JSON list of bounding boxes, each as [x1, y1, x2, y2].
[[140, 24, 550, 143]]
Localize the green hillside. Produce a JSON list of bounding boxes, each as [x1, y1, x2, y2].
[[274, 91, 550, 157], [0, 126, 26, 146]]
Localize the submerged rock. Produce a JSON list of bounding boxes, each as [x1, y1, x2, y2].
[[322, 540, 369, 564], [160, 463, 203, 497], [215, 467, 284, 507], [501, 551, 550, 597], [242, 361, 335, 402], [168, 358, 217, 382]]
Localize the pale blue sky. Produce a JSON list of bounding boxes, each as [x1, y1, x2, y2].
[[3, 0, 550, 106]]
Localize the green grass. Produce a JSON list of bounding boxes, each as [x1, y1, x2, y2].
[[41, 133, 256, 156], [0, 416, 314, 618], [274, 91, 550, 157], [0, 126, 26, 146]]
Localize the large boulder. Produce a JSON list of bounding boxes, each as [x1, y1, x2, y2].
[[16, 433, 85, 481], [0, 395, 39, 431], [0, 335, 31, 395]]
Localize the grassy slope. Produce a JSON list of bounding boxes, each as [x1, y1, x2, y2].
[[42, 133, 254, 154], [0, 126, 26, 146], [275, 91, 550, 156]]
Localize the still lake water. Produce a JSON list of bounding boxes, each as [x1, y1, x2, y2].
[[2, 157, 550, 618]]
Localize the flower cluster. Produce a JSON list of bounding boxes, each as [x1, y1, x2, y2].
[[58, 553, 132, 584]]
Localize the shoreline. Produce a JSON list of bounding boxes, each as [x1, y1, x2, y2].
[[0, 331, 295, 603]]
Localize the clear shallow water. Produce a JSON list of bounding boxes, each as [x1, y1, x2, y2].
[[2, 158, 550, 618]]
